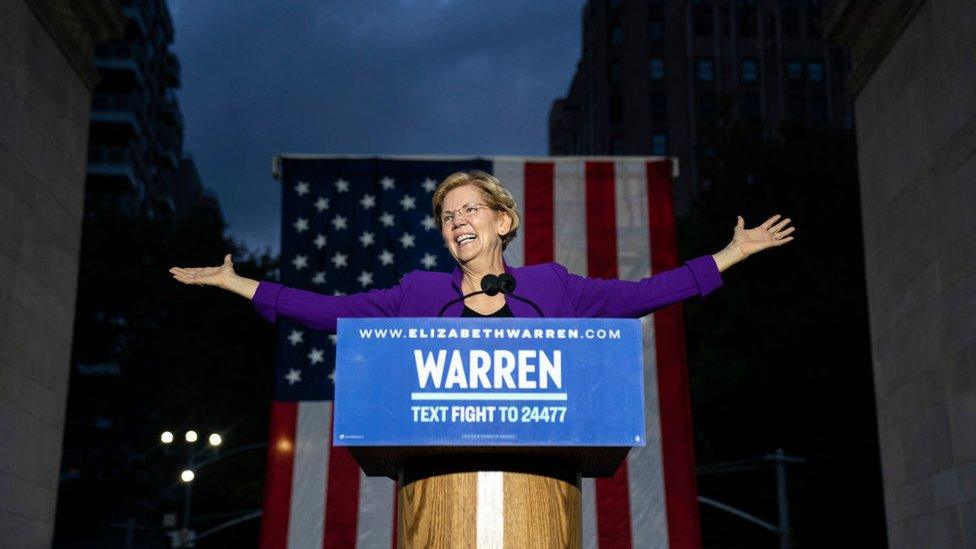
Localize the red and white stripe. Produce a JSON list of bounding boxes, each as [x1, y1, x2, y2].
[[260, 401, 399, 549], [260, 157, 700, 549], [499, 157, 700, 549]]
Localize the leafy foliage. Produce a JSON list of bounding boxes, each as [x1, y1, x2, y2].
[[679, 119, 888, 547], [55, 199, 277, 547]]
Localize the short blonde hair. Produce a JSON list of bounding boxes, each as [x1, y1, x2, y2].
[[432, 170, 521, 250]]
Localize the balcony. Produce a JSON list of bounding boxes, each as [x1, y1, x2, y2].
[[87, 147, 142, 193], [156, 126, 181, 167], [75, 361, 122, 376], [121, 3, 149, 37], [160, 92, 184, 131], [157, 0, 175, 44], [93, 42, 147, 88], [90, 94, 146, 137], [164, 52, 181, 87], [154, 195, 177, 216]]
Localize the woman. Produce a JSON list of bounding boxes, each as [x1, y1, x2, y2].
[[169, 171, 794, 326]]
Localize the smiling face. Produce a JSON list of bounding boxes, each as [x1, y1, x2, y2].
[[440, 184, 512, 267]]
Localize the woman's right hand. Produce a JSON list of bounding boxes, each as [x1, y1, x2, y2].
[[169, 254, 238, 289]]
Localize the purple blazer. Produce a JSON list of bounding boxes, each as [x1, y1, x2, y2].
[[252, 255, 722, 332]]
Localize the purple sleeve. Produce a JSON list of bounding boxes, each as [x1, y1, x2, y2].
[[554, 254, 723, 317], [251, 275, 412, 332]]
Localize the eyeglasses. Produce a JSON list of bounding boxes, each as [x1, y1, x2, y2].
[[440, 203, 492, 225]]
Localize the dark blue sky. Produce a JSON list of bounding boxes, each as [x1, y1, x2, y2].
[[169, 1, 583, 254]]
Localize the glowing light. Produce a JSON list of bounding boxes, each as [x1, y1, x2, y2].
[[185, 430, 198, 443], [208, 433, 222, 447], [180, 470, 195, 482], [276, 437, 293, 454], [160, 431, 174, 444]]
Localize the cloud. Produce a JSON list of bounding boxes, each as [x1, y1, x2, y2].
[[171, 0, 582, 254]]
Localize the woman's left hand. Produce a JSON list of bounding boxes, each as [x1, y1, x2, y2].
[[712, 214, 795, 272], [733, 214, 795, 257]]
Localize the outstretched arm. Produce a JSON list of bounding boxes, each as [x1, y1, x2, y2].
[[557, 214, 795, 317], [555, 256, 721, 318], [169, 254, 259, 299], [169, 255, 407, 332], [712, 214, 795, 272]]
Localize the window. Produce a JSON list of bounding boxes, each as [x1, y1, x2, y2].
[[807, 60, 824, 83], [736, 2, 757, 37], [649, 58, 666, 80], [698, 93, 717, 122], [810, 95, 827, 124], [720, 6, 730, 35], [743, 93, 761, 118], [648, 20, 665, 42], [610, 59, 621, 85], [764, 10, 776, 39], [786, 59, 804, 81], [693, 5, 713, 36], [741, 58, 759, 83], [610, 25, 623, 45], [697, 57, 715, 81], [651, 133, 668, 156], [782, 6, 800, 36], [788, 95, 806, 121], [610, 96, 623, 125], [650, 92, 667, 119], [807, 2, 822, 37]]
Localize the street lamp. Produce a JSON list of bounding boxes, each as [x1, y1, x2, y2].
[[159, 429, 267, 547], [162, 428, 236, 546]]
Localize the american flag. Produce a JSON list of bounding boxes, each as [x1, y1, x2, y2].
[[260, 156, 700, 549]]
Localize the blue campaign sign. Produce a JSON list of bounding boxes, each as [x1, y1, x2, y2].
[[333, 318, 646, 447]]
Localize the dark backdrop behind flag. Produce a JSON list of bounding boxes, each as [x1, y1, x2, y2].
[[260, 156, 700, 549]]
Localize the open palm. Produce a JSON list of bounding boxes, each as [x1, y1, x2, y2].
[[169, 254, 236, 288], [733, 214, 795, 257]]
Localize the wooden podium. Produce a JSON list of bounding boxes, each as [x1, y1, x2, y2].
[[334, 318, 646, 548], [350, 447, 630, 547]]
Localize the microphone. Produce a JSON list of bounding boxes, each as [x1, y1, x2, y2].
[[437, 274, 504, 316], [497, 273, 516, 295], [437, 273, 545, 317], [494, 273, 545, 317], [481, 274, 502, 296]]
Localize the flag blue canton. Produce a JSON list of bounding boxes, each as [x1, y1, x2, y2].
[[273, 157, 493, 401]]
